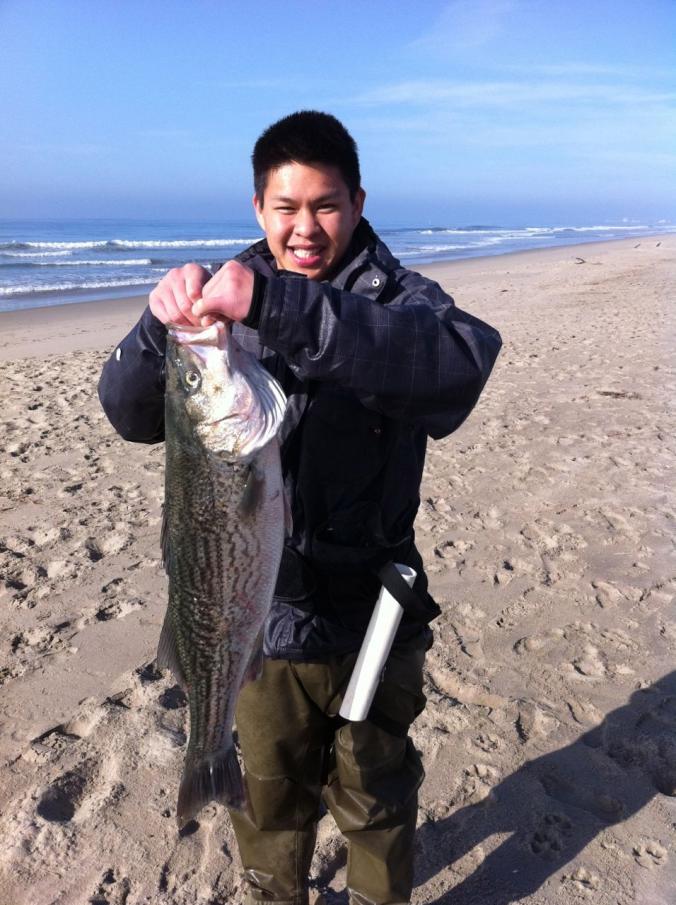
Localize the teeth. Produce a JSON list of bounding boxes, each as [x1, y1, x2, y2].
[[293, 248, 318, 259]]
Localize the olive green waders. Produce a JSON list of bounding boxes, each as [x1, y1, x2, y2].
[[229, 647, 427, 905]]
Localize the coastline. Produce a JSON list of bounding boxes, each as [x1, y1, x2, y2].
[[0, 233, 670, 361], [0, 232, 674, 904]]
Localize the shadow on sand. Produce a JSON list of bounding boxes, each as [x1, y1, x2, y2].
[[413, 671, 676, 904]]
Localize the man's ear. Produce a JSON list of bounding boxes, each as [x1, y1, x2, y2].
[[253, 194, 265, 230], [353, 187, 366, 224]]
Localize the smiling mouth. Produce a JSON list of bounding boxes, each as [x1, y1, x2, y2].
[[290, 247, 323, 264]]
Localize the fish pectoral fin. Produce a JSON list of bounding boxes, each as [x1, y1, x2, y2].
[[176, 747, 246, 830], [156, 611, 187, 689], [242, 629, 265, 685], [238, 462, 267, 519]]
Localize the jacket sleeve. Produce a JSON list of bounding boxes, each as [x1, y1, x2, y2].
[[254, 269, 502, 439], [97, 305, 167, 443]]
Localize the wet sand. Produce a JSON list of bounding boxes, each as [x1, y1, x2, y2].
[[0, 235, 674, 904]]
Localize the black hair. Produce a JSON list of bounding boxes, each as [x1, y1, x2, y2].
[[252, 110, 361, 204]]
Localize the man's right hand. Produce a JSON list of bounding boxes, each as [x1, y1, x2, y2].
[[148, 263, 211, 325]]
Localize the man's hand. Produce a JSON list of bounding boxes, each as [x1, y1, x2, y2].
[[191, 260, 254, 325], [149, 263, 211, 326]]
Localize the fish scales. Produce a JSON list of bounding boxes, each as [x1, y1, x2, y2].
[[157, 320, 286, 830]]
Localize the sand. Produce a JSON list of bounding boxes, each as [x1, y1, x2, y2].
[[0, 236, 674, 905]]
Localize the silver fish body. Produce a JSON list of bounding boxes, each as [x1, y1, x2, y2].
[[157, 320, 286, 830]]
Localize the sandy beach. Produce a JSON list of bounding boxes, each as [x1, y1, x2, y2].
[[0, 235, 674, 905]]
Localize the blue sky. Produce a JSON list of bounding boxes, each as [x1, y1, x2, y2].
[[1, 0, 674, 225]]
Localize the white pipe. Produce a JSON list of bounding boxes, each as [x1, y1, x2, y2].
[[339, 564, 417, 722]]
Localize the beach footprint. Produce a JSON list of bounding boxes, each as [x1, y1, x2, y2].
[[36, 760, 97, 823], [88, 869, 132, 905], [632, 840, 668, 869], [529, 812, 573, 859], [539, 771, 624, 823], [562, 865, 601, 894]]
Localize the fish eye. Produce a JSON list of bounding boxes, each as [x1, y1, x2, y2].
[[184, 370, 202, 390]]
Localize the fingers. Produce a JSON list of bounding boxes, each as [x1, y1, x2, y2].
[[192, 261, 254, 323], [149, 264, 211, 325]]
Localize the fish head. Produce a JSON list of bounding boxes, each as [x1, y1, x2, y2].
[[166, 320, 286, 461]]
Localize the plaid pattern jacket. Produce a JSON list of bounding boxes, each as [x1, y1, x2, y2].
[[98, 219, 502, 659]]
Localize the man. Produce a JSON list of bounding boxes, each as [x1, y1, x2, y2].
[[98, 111, 501, 905]]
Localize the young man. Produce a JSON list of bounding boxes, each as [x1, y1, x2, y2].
[[98, 111, 501, 905]]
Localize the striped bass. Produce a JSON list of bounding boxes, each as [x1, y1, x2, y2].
[[157, 319, 286, 830]]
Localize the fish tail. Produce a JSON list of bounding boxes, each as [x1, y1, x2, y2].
[[176, 746, 246, 829]]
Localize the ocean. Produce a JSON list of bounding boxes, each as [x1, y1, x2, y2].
[[0, 218, 672, 313]]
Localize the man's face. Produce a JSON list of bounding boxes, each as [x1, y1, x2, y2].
[[253, 161, 365, 281]]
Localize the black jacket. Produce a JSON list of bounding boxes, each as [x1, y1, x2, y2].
[[98, 219, 502, 659]]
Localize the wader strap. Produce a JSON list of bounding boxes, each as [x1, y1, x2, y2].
[[332, 701, 409, 739], [376, 561, 431, 623]]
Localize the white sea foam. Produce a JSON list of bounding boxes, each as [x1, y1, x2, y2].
[[419, 228, 498, 235], [0, 277, 156, 297], [16, 240, 110, 250], [419, 224, 656, 237], [0, 238, 258, 251], [399, 244, 467, 256], [0, 249, 74, 258], [109, 238, 255, 248], [553, 225, 651, 232], [22, 258, 153, 267]]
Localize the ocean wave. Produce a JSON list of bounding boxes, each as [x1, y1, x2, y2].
[[418, 228, 499, 235], [399, 245, 468, 258], [0, 276, 157, 297], [1, 258, 153, 268], [109, 238, 255, 249], [418, 224, 658, 237], [0, 249, 74, 258], [0, 238, 257, 251], [551, 225, 651, 233], [0, 240, 110, 251]]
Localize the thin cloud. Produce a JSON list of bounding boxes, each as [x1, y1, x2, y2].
[[351, 79, 676, 109], [499, 61, 676, 81], [410, 0, 518, 52]]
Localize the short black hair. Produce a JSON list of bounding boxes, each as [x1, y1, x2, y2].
[[252, 110, 361, 204]]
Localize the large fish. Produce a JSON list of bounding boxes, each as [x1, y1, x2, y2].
[[157, 319, 287, 830]]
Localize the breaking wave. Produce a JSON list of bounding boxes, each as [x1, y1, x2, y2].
[[1, 258, 153, 268], [0, 238, 256, 251], [0, 277, 157, 297]]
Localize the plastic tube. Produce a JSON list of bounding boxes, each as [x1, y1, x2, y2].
[[339, 564, 417, 722]]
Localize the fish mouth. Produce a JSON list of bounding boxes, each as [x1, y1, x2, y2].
[[167, 321, 226, 344], [167, 321, 228, 363]]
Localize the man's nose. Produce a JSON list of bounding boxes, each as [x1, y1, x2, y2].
[[293, 208, 320, 237]]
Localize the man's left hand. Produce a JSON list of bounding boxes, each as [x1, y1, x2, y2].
[[192, 260, 254, 325]]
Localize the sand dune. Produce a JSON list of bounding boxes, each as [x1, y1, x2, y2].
[[0, 236, 674, 904]]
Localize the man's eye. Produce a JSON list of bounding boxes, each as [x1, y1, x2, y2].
[[276, 207, 295, 213], [318, 205, 337, 212]]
